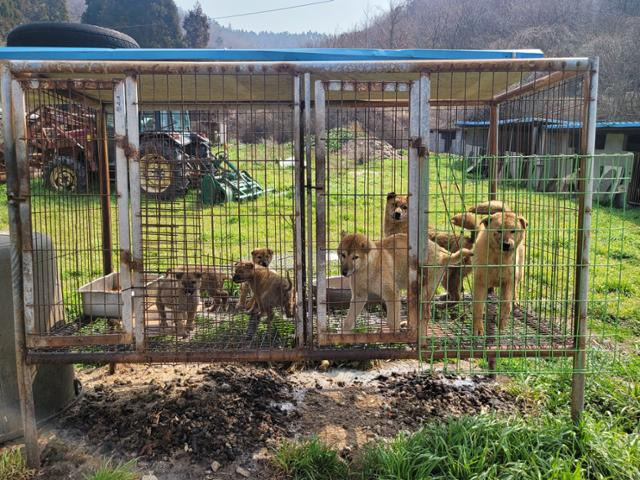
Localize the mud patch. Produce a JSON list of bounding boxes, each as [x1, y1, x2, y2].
[[58, 365, 297, 467], [376, 372, 525, 424]]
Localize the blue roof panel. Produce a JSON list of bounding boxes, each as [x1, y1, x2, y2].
[[0, 47, 545, 62]]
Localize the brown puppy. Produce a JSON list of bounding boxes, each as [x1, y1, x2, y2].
[[237, 248, 274, 311], [471, 210, 527, 336], [384, 192, 410, 236], [453, 200, 526, 303], [156, 270, 202, 337], [232, 261, 295, 337], [168, 265, 229, 311], [384, 191, 475, 301], [338, 232, 472, 333]]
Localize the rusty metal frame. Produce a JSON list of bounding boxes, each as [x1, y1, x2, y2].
[[114, 80, 135, 339], [293, 74, 305, 347], [314, 79, 327, 343], [26, 347, 575, 365], [409, 74, 430, 340], [5, 58, 592, 76], [571, 59, 599, 422], [2, 65, 40, 468], [124, 75, 144, 351], [4, 56, 599, 365]]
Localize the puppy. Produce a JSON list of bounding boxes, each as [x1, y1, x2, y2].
[[338, 232, 472, 333], [237, 248, 274, 311], [232, 261, 295, 337], [471, 210, 527, 336], [384, 191, 475, 301], [156, 270, 202, 337], [384, 192, 409, 236], [453, 200, 526, 302], [168, 265, 229, 311]]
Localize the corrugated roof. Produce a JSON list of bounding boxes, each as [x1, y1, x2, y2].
[[458, 119, 640, 129], [0, 47, 545, 62]]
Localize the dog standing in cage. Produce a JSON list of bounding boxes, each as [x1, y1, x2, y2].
[[232, 261, 295, 338], [156, 270, 203, 337], [237, 248, 274, 312], [384, 192, 476, 301], [338, 231, 473, 332], [469, 203, 527, 336], [168, 265, 229, 312]]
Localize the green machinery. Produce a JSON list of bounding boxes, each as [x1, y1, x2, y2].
[[201, 152, 271, 205]]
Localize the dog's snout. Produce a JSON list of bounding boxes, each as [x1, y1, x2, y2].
[[502, 242, 512, 252], [341, 267, 349, 277], [259, 261, 268, 267], [232, 274, 241, 282], [393, 211, 402, 219]]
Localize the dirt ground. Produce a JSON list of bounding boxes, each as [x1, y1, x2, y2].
[[28, 361, 526, 479]]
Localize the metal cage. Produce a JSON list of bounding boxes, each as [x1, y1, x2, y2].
[[2, 55, 631, 436]]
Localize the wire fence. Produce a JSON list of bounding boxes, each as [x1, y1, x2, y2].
[[4, 61, 631, 373]]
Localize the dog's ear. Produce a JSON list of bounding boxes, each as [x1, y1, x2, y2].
[[360, 240, 372, 253], [480, 216, 491, 228], [340, 230, 348, 239], [518, 216, 528, 230], [175, 271, 184, 280], [267, 248, 274, 256], [386, 191, 396, 200]]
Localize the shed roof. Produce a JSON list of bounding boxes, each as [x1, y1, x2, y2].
[[1, 47, 594, 106], [0, 47, 544, 62]]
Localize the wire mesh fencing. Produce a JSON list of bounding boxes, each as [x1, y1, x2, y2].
[[3, 59, 630, 374]]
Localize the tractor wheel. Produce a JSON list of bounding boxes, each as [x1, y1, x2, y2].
[[139, 140, 187, 201], [42, 156, 88, 193]]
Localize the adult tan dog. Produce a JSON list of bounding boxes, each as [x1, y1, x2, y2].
[[232, 261, 294, 337], [471, 208, 527, 336], [338, 232, 473, 333], [237, 247, 274, 311], [384, 191, 475, 301]]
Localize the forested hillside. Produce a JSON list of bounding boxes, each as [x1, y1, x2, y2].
[[317, 0, 640, 119]]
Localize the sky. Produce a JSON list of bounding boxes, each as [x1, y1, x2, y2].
[[173, 0, 390, 34]]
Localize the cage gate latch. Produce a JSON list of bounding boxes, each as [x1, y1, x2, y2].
[[120, 250, 143, 271], [410, 136, 427, 157]]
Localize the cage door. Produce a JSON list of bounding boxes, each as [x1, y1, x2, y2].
[[12, 78, 135, 350], [313, 79, 428, 345]]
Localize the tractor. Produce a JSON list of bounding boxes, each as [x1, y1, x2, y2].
[[28, 105, 267, 202]]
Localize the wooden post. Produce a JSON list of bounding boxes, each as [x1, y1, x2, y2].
[[97, 104, 113, 277], [571, 59, 598, 422], [96, 104, 116, 375], [487, 103, 499, 375]]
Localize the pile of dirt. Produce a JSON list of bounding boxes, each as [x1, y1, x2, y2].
[[376, 373, 524, 423], [59, 365, 297, 466], [336, 138, 397, 164]]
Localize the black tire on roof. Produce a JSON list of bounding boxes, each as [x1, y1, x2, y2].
[[6, 22, 140, 49]]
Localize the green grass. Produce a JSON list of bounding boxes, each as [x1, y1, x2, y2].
[[83, 459, 138, 480], [0, 448, 34, 480], [356, 415, 640, 480], [274, 414, 640, 480], [1, 147, 639, 364], [273, 437, 349, 480]]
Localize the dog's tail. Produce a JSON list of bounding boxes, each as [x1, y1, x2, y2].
[[468, 200, 511, 215], [285, 271, 293, 292], [440, 247, 473, 267], [450, 212, 483, 243], [451, 212, 481, 231]]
